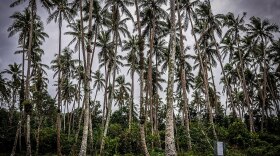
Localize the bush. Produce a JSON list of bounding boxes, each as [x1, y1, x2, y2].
[[228, 120, 250, 148]]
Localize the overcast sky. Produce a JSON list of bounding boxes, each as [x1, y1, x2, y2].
[[0, 0, 279, 111]]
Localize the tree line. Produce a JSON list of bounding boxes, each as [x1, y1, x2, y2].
[[0, 0, 280, 155]]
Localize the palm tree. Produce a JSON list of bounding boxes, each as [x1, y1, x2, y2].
[[134, 0, 149, 154], [78, 0, 94, 154], [99, 1, 132, 153], [10, 1, 52, 154], [115, 75, 131, 110], [123, 35, 139, 131], [140, 0, 168, 146], [165, 0, 177, 155], [47, 0, 75, 154], [0, 74, 9, 105], [190, 1, 218, 139], [246, 16, 279, 132], [7, 9, 33, 96], [269, 39, 280, 115], [175, 0, 193, 149], [2, 63, 22, 124], [96, 31, 113, 127], [92, 70, 105, 106], [221, 12, 253, 122]]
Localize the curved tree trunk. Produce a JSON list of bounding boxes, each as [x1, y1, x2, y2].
[[237, 39, 254, 132], [211, 36, 236, 117], [165, 0, 177, 155], [188, 9, 217, 140]]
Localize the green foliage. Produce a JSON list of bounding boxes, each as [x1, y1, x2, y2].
[[227, 120, 251, 148]]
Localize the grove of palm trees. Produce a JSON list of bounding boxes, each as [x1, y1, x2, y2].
[[0, 0, 280, 155]]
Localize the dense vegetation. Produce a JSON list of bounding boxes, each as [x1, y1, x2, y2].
[[0, 0, 280, 155]]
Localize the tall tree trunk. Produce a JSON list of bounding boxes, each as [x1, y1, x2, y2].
[[10, 121, 21, 156], [19, 34, 25, 151], [211, 36, 236, 117], [176, 0, 192, 150], [25, 1, 35, 155], [100, 30, 118, 156], [210, 64, 219, 115], [187, 9, 217, 140], [134, 0, 150, 155], [102, 64, 109, 128], [79, 0, 93, 155], [89, 112, 94, 155], [165, 0, 177, 155], [26, 115, 31, 156], [56, 12, 63, 156], [147, 7, 156, 149], [261, 37, 267, 133], [129, 70, 134, 131], [69, 99, 76, 138], [236, 39, 254, 132], [35, 118, 43, 156]]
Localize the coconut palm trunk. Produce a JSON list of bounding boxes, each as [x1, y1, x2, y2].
[[100, 31, 118, 156], [56, 11, 63, 156], [148, 19, 155, 148], [187, 9, 217, 140], [236, 39, 254, 132], [25, 1, 35, 155], [165, 0, 177, 155], [176, 0, 192, 150], [129, 69, 134, 131], [211, 36, 236, 116], [261, 37, 267, 133], [79, 0, 93, 155], [134, 0, 150, 155], [10, 121, 21, 156]]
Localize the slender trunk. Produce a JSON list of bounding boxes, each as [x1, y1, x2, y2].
[[79, 0, 93, 155], [90, 24, 98, 69], [210, 64, 218, 115], [165, 0, 177, 155], [100, 31, 118, 156], [129, 71, 134, 131], [10, 121, 21, 156], [19, 34, 25, 151], [261, 37, 267, 133], [148, 23, 155, 148], [63, 101, 67, 132], [135, 0, 149, 155], [102, 64, 109, 128], [89, 112, 94, 155], [9, 89, 16, 125], [25, 1, 35, 155], [35, 118, 43, 156], [212, 36, 236, 117], [55, 11, 63, 156], [69, 100, 75, 137], [26, 115, 31, 156], [188, 9, 217, 140], [176, 0, 191, 150], [237, 39, 254, 132]]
